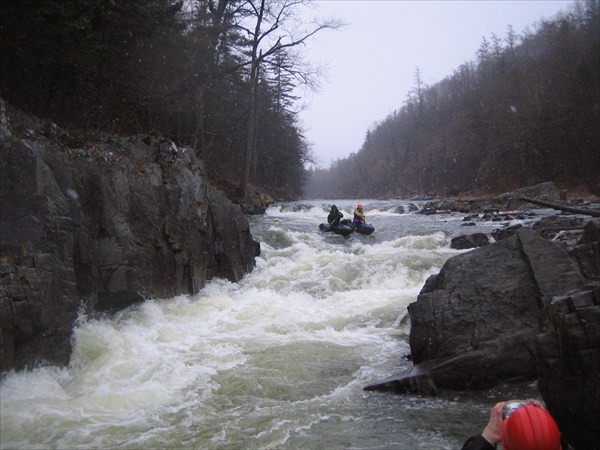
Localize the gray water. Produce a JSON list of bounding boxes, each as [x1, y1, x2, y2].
[[1, 199, 541, 449]]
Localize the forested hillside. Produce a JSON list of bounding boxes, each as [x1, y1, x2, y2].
[[305, 0, 599, 199], [0, 0, 335, 202]]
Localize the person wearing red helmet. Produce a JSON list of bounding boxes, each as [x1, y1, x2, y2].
[[461, 400, 561, 450], [353, 203, 365, 224], [502, 402, 561, 450]]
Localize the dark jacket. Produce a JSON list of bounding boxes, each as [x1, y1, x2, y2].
[[327, 205, 343, 226], [461, 435, 495, 450]]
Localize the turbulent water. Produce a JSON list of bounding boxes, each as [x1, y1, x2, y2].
[[1, 199, 540, 449]]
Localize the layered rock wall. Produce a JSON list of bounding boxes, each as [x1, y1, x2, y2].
[[0, 100, 257, 373]]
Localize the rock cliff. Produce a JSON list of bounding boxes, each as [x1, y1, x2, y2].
[[365, 219, 600, 449], [536, 288, 600, 450], [0, 99, 258, 373]]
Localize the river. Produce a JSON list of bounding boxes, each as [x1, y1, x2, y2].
[[1, 199, 540, 449]]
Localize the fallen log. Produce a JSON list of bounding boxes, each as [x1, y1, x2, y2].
[[520, 196, 600, 217]]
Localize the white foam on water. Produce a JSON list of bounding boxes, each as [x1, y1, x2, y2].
[[1, 200, 466, 449]]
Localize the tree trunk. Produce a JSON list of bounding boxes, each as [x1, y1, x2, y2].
[[520, 196, 600, 217], [239, 61, 259, 200], [239, 0, 265, 201]]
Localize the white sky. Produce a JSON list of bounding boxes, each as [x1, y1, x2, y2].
[[296, 0, 573, 168]]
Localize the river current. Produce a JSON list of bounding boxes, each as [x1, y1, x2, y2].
[[1, 199, 540, 449]]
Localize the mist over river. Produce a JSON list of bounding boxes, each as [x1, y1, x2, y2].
[[1, 200, 541, 449]]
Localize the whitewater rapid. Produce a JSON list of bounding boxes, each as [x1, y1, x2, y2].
[[0, 200, 539, 449]]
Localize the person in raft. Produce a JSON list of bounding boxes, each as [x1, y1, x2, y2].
[[353, 203, 365, 225], [327, 205, 343, 228], [461, 399, 562, 450]]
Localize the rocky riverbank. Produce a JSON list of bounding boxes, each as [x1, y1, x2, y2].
[[365, 184, 600, 449], [0, 99, 259, 373]]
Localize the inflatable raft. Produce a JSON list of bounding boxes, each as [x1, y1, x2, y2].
[[318, 223, 353, 237], [341, 219, 375, 235], [319, 220, 375, 237]]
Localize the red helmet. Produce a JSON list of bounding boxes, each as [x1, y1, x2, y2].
[[502, 404, 561, 450], [357, 204, 363, 209]]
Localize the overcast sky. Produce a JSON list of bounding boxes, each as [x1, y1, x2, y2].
[[296, 0, 573, 168]]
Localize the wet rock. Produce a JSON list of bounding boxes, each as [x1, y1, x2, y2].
[[570, 219, 600, 282], [532, 215, 586, 240], [418, 207, 438, 215], [491, 223, 523, 241], [499, 182, 567, 210], [536, 287, 600, 450], [367, 229, 585, 393], [0, 102, 258, 373], [435, 199, 472, 213], [423, 182, 567, 216], [366, 224, 600, 450], [579, 217, 600, 244], [411, 229, 583, 371], [450, 233, 490, 249], [407, 203, 419, 213], [364, 364, 438, 396], [395, 203, 420, 214]]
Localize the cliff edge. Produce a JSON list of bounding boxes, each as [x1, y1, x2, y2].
[[0, 99, 258, 373]]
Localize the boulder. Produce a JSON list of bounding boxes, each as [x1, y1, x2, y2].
[[422, 182, 567, 215], [491, 223, 523, 241], [570, 219, 600, 282], [536, 288, 600, 450], [0, 101, 258, 373], [365, 223, 600, 449], [450, 233, 490, 249], [499, 181, 567, 210], [365, 229, 585, 393]]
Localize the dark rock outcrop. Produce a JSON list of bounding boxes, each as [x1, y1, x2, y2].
[[450, 233, 490, 249], [570, 219, 600, 282], [0, 99, 258, 373], [499, 181, 567, 210], [492, 215, 588, 246], [421, 182, 570, 215], [536, 288, 600, 450], [365, 229, 585, 393], [365, 220, 600, 449]]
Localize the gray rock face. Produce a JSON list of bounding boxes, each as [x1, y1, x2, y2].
[[421, 181, 568, 215], [571, 219, 600, 282], [0, 104, 258, 373], [450, 232, 490, 249], [364, 223, 600, 450], [499, 181, 567, 210], [410, 229, 583, 369], [366, 229, 585, 393], [536, 288, 600, 450]]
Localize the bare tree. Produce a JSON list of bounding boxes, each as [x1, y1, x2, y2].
[[237, 0, 342, 200]]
